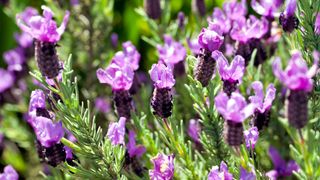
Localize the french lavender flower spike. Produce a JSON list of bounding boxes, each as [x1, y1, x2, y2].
[[149, 153, 175, 180], [212, 50, 245, 96], [149, 62, 175, 119], [96, 63, 134, 119], [33, 116, 66, 167], [215, 92, 256, 147], [244, 126, 259, 150], [272, 51, 318, 129], [249, 81, 276, 131], [144, 0, 161, 20], [194, 28, 223, 87], [279, 0, 299, 33], [16, 6, 70, 79], [208, 161, 233, 180], [107, 117, 126, 146]]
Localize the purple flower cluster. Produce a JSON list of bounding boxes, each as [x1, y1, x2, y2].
[[244, 126, 259, 149], [0, 165, 19, 180], [149, 153, 175, 180], [208, 161, 233, 180], [107, 117, 126, 145]]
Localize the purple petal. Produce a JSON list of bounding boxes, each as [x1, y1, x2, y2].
[[263, 84, 276, 111], [0, 69, 15, 93], [265, 170, 278, 180], [285, 0, 296, 16], [268, 146, 287, 170], [240, 167, 256, 180], [107, 117, 126, 145], [0, 165, 19, 180]]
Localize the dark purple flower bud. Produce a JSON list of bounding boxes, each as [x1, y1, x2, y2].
[[315, 14, 320, 35], [35, 140, 46, 162], [111, 33, 118, 49], [193, 0, 206, 17], [149, 153, 175, 180], [266, 146, 300, 179], [177, 12, 185, 29], [194, 49, 216, 87], [279, 0, 298, 33], [286, 90, 308, 129], [208, 161, 233, 180], [107, 117, 126, 145], [44, 143, 66, 167], [150, 63, 175, 118], [0, 165, 19, 180], [113, 90, 133, 119], [144, 0, 161, 20]]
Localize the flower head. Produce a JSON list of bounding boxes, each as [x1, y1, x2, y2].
[[231, 15, 269, 43], [249, 81, 276, 113], [97, 63, 134, 91], [212, 50, 245, 83], [240, 167, 256, 180], [273, 51, 318, 92], [0, 165, 19, 180], [266, 146, 299, 179], [223, 0, 247, 21], [149, 153, 175, 180], [16, 5, 70, 42], [188, 119, 201, 143], [215, 92, 256, 123], [208, 161, 233, 180], [17, 7, 38, 23], [149, 62, 175, 89], [3, 47, 26, 72], [208, 8, 231, 34], [95, 97, 111, 113], [251, 0, 282, 18], [33, 116, 64, 147], [198, 28, 224, 51], [112, 41, 140, 70], [0, 69, 14, 93], [244, 126, 259, 149], [315, 14, 320, 35], [127, 130, 146, 158], [157, 35, 186, 66], [107, 117, 126, 145]]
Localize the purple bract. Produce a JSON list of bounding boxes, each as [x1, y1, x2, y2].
[[157, 35, 186, 67], [107, 117, 126, 145], [208, 161, 233, 180], [251, 0, 282, 18], [127, 130, 146, 158], [149, 62, 175, 89], [149, 153, 175, 180], [240, 167, 256, 180], [198, 28, 224, 52], [249, 81, 276, 113], [3, 47, 26, 72], [244, 126, 259, 149]]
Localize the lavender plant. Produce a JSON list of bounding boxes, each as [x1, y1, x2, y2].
[[0, 0, 320, 179]]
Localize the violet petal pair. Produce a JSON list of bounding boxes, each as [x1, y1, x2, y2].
[[251, 0, 282, 18], [112, 41, 141, 71], [16, 5, 70, 43], [244, 126, 259, 149], [157, 35, 186, 66], [249, 81, 276, 113], [149, 62, 175, 89], [107, 117, 126, 145]]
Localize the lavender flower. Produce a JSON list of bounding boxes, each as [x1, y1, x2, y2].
[[0, 165, 18, 180], [149, 153, 175, 180], [279, 0, 299, 33], [144, 0, 161, 19], [244, 127, 259, 149], [209, 8, 231, 35], [107, 117, 126, 145], [194, 28, 223, 87], [127, 130, 146, 158], [212, 50, 245, 96], [215, 92, 256, 146], [223, 0, 247, 21], [208, 161, 233, 180], [240, 167, 256, 180], [97, 63, 134, 91], [33, 116, 64, 148], [188, 119, 201, 143], [315, 14, 320, 35], [198, 28, 224, 52], [16, 6, 69, 79], [150, 62, 175, 118], [3, 47, 26, 72], [251, 0, 283, 19], [266, 146, 299, 179], [187, 38, 201, 56], [0, 69, 14, 94], [249, 81, 276, 130], [273, 51, 318, 128], [16, 6, 69, 43], [97, 63, 134, 118], [157, 35, 186, 67], [95, 97, 111, 113]]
